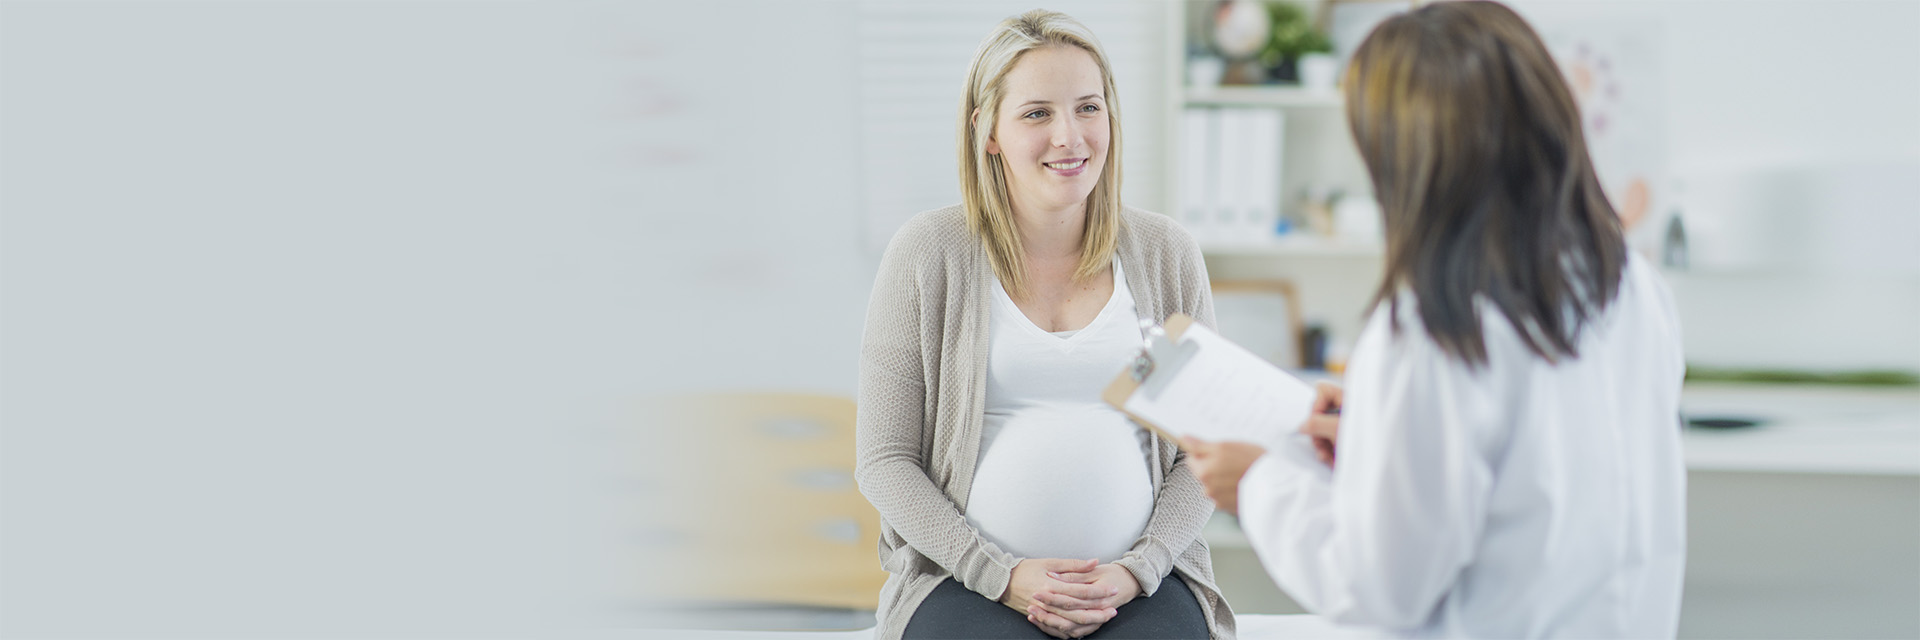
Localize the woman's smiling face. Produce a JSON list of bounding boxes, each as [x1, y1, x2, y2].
[[986, 45, 1110, 218]]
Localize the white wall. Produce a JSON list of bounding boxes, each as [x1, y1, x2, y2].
[[1512, 0, 1920, 373], [585, 1, 875, 396], [1, 2, 611, 634]]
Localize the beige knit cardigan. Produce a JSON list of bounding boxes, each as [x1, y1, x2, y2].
[[854, 204, 1237, 639]]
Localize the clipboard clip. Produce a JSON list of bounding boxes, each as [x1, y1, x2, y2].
[[1133, 318, 1201, 400]]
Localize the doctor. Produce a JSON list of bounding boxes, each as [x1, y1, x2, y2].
[[1182, 2, 1687, 638]]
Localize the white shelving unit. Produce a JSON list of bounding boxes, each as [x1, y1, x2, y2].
[[1195, 234, 1383, 257], [1162, 1, 1378, 259], [1184, 85, 1344, 109]]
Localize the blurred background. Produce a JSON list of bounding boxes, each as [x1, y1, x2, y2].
[[2, 0, 1914, 638]]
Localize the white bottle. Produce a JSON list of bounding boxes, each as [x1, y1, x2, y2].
[[1332, 194, 1383, 243]]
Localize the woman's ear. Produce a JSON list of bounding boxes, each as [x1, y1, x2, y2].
[[972, 107, 1000, 155]]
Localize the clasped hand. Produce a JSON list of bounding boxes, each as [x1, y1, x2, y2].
[[1001, 558, 1140, 638]]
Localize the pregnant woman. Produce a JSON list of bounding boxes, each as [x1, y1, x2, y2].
[[855, 9, 1233, 640]]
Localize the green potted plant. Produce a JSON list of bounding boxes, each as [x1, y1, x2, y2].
[[1259, 2, 1333, 84]]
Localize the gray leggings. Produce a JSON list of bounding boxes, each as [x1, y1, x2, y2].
[[901, 575, 1208, 639]]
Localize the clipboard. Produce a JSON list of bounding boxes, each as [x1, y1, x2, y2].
[[1103, 313, 1317, 449]]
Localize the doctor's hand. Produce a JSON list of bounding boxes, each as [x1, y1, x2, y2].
[[1181, 437, 1267, 516], [1002, 558, 1117, 638], [1302, 382, 1345, 466]]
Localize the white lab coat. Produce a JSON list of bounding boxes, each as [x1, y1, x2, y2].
[[1238, 255, 1688, 638]]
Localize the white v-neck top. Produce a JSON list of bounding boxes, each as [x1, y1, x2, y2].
[[964, 258, 1155, 563]]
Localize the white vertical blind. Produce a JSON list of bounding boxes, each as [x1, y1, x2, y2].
[[857, 1, 1167, 252]]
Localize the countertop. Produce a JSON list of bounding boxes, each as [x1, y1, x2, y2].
[[1680, 382, 1920, 476]]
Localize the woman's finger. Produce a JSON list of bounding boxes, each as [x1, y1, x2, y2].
[[1035, 590, 1102, 610], [1045, 581, 1117, 600], [1050, 603, 1115, 625], [1311, 382, 1343, 413], [1026, 607, 1084, 638], [1302, 413, 1340, 440], [1026, 613, 1072, 640], [1037, 557, 1097, 573], [1047, 570, 1097, 583], [1029, 606, 1106, 637], [1312, 436, 1336, 464]]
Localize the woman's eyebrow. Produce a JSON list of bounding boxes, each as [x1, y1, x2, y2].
[[1016, 94, 1105, 108]]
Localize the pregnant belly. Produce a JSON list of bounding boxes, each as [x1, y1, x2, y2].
[[965, 407, 1154, 562]]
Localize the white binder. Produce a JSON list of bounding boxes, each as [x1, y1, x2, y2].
[[1179, 108, 1217, 233]]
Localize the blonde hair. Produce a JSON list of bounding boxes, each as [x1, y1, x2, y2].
[[958, 9, 1123, 300]]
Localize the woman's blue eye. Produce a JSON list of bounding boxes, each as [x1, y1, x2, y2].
[[1024, 110, 1047, 119], [1080, 104, 1101, 113]]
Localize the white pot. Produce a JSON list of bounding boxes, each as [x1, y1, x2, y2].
[[1334, 195, 1383, 242], [1299, 53, 1340, 90], [1188, 56, 1225, 89]]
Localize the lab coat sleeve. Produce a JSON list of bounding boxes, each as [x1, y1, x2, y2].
[[1237, 331, 1494, 630]]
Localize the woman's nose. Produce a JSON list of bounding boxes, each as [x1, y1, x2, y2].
[[1051, 118, 1083, 149]]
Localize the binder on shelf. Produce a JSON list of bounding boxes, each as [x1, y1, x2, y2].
[[1179, 108, 1216, 233], [1102, 313, 1317, 448], [1215, 108, 1251, 235], [1246, 109, 1285, 237], [1179, 107, 1287, 245]]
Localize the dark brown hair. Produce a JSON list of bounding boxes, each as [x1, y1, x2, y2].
[[1345, 0, 1627, 367]]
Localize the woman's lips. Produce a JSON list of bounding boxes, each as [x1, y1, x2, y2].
[[1043, 157, 1088, 177]]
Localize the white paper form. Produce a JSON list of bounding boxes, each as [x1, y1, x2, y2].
[[1122, 322, 1318, 446]]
